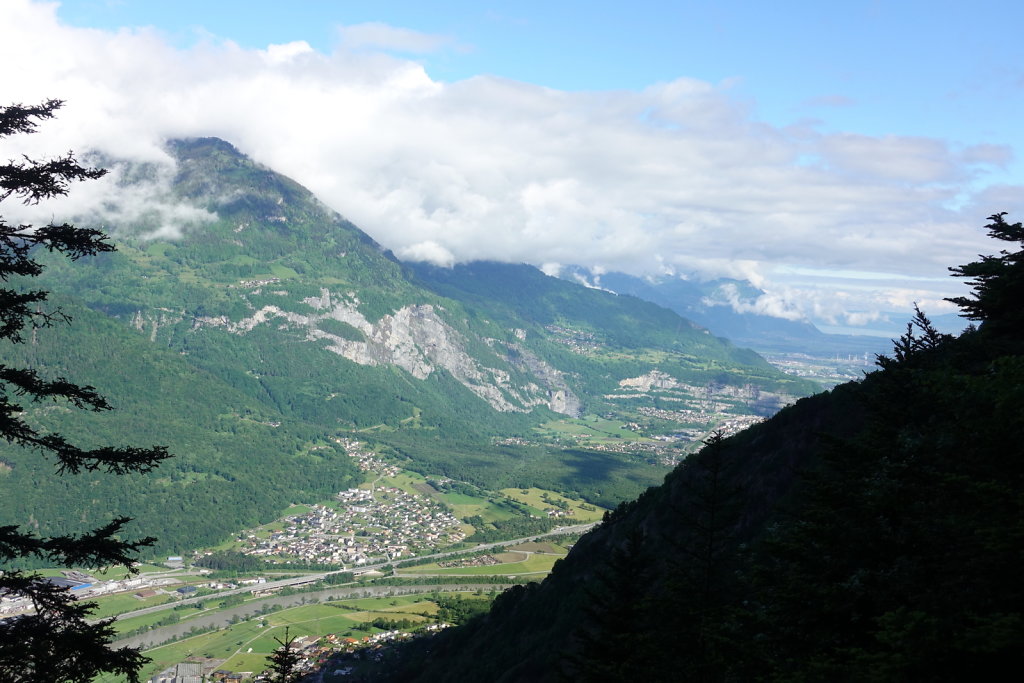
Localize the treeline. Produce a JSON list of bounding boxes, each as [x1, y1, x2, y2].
[[463, 516, 561, 543], [193, 551, 265, 572], [433, 595, 495, 626]]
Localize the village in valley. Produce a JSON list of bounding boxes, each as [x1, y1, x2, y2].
[[222, 439, 468, 567], [239, 487, 465, 566]]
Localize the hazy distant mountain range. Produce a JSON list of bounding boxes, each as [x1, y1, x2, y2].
[[557, 266, 968, 356]]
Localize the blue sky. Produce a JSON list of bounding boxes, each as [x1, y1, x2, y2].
[[53, 0, 1024, 159], [4, 0, 1023, 333]]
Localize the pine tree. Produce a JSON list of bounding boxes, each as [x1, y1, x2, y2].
[[875, 303, 951, 369], [947, 211, 1024, 335], [0, 100, 170, 683], [265, 627, 302, 682]]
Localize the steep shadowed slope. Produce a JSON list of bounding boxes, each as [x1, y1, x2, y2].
[[388, 217, 1024, 682]]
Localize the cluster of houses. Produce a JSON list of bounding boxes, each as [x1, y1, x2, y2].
[[493, 436, 532, 446], [312, 625, 453, 677], [708, 413, 765, 437], [224, 438, 467, 567], [545, 324, 602, 354], [437, 554, 502, 568], [239, 487, 465, 566], [635, 405, 763, 438], [333, 437, 401, 476], [765, 352, 872, 383], [231, 277, 281, 289]]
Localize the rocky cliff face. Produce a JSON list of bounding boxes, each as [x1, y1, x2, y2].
[[500, 341, 583, 418], [192, 288, 579, 415], [130, 308, 184, 342]]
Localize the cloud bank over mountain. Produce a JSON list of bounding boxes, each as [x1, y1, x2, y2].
[[3, 0, 1018, 329]]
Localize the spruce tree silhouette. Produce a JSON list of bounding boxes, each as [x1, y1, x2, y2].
[[0, 100, 170, 683]]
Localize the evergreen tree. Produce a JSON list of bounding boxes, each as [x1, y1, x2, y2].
[[738, 218, 1024, 680], [265, 627, 302, 683], [0, 100, 170, 682], [947, 211, 1024, 335]]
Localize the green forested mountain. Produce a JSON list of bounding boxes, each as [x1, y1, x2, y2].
[[0, 138, 813, 558], [388, 215, 1024, 682]]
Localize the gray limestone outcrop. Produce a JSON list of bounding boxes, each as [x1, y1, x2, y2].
[[192, 288, 580, 415]]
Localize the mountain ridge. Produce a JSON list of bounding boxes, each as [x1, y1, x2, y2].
[[1, 137, 816, 559]]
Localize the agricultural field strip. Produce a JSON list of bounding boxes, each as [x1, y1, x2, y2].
[[114, 584, 513, 654], [499, 487, 605, 522], [127, 592, 483, 682], [221, 602, 429, 665], [399, 549, 563, 576]]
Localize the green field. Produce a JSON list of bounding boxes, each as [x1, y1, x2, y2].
[[269, 263, 300, 278], [113, 609, 190, 636], [378, 470, 433, 497], [116, 594, 452, 682], [439, 491, 485, 505], [500, 487, 607, 522], [401, 552, 563, 576], [537, 416, 649, 444]]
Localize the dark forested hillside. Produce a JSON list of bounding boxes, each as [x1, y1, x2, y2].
[[389, 215, 1024, 682]]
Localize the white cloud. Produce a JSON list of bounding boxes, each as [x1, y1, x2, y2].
[[261, 41, 315, 65], [5, 153, 216, 240], [0, 0, 1007, 327], [704, 283, 806, 322], [397, 240, 455, 267], [960, 143, 1013, 167], [818, 134, 960, 183]]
